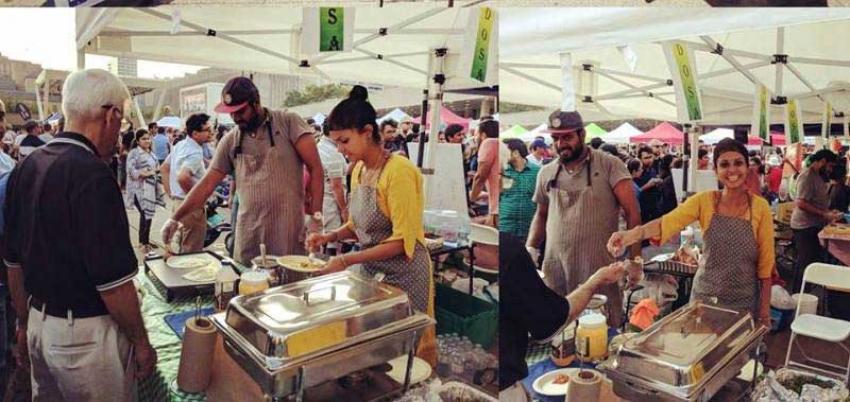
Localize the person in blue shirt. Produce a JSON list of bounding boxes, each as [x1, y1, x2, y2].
[[152, 126, 171, 165]]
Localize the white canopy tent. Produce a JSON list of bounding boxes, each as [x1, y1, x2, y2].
[[500, 8, 850, 125], [378, 108, 412, 124], [603, 122, 643, 144], [76, 5, 497, 214]]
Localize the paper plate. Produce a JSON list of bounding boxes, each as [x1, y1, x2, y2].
[[532, 368, 582, 396], [386, 355, 432, 385], [277, 255, 324, 272]]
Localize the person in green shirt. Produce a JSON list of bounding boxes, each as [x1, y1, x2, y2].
[[500, 138, 539, 242]]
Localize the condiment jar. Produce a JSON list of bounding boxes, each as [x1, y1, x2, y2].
[[576, 313, 608, 361], [239, 271, 270, 296]]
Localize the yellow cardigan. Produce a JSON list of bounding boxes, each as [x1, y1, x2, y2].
[[655, 190, 775, 279], [344, 155, 426, 259]]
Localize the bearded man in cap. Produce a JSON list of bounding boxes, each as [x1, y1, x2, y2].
[[525, 110, 641, 327], [161, 76, 324, 264]]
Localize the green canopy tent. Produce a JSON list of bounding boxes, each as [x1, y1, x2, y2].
[[584, 123, 608, 143], [500, 124, 530, 139]]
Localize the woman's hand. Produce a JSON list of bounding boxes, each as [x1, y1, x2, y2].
[[607, 228, 641, 257], [589, 262, 626, 287], [305, 232, 330, 253], [319, 256, 348, 275]]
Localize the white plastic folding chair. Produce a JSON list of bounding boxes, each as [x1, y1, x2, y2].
[[468, 223, 499, 278], [784, 262, 850, 383]]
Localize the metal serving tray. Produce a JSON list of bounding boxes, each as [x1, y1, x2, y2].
[[600, 301, 767, 401]]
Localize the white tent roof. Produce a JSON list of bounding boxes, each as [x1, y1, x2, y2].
[[77, 5, 497, 91], [700, 128, 735, 144], [378, 108, 412, 124], [603, 122, 643, 144], [501, 9, 850, 124]]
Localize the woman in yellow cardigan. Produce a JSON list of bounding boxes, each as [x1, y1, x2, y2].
[[608, 139, 774, 327], [306, 86, 435, 364]]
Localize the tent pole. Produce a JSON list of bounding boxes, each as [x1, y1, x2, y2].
[[596, 70, 676, 108], [700, 36, 767, 88], [501, 66, 561, 92], [151, 89, 168, 123], [686, 124, 699, 198], [775, 28, 785, 100], [425, 48, 446, 175], [77, 49, 85, 71]]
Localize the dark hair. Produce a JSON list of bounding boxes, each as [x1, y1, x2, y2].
[[380, 119, 398, 133], [626, 158, 642, 174], [637, 145, 653, 158], [503, 138, 528, 159], [658, 154, 675, 174], [327, 85, 380, 144], [42, 123, 51, 131], [445, 124, 464, 140], [600, 143, 619, 158], [132, 129, 149, 149], [712, 138, 749, 169], [148, 122, 157, 131], [216, 125, 229, 142], [810, 149, 838, 164], [590, 137, 604, 149], [698, 148, 708, 159], [478, 120, 499, 139], [186, 113, 211, 138], [157, 126, 165, 135], [306, 118, 315, 125]]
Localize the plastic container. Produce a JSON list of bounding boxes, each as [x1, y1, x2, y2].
[[238, 271, 269, 296], [792, 293, 818, 316], [576, 313, 608, 361], [435, 284, 497, 348]]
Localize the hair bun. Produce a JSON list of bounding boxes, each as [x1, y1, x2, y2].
[[349, 85, 369, 102]]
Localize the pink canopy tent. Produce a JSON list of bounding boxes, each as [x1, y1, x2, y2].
[[770, 132, 786, 146], [630, 122, 684, 145], [413, 106, 471, 131]]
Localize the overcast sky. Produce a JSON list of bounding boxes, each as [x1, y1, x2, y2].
[[0, 9, 204, 79]]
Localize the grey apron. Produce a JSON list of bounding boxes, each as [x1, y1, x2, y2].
[[233, 114, 306, 264], [348, 160, 431, 313], [691, 192, 760, 316], [541, 155, 623, 327]]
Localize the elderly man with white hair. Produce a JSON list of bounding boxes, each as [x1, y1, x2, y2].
[[3, 69, 156, 401]]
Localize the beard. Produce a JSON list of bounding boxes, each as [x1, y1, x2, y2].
[[558, 142, 585, 164], [237, 109, 263, 133]]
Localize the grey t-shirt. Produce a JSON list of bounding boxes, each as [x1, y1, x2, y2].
[[791, 167, 830, 229], [532, 149, 631, 206]]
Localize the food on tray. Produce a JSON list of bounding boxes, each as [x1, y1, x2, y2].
[[671, 245, 700, 266], [167, 256, 211, 269], [182, 265, 218, 282], [780, 375, 837, 395], [285, 321, 348, 358], [553, 374, 570, 384]]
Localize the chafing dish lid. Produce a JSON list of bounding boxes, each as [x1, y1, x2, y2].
[[224, 271, 413, 359], [609, 301, 757, 388]]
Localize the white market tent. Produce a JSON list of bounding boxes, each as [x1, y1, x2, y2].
[[603, 122, 643, 144], [700, 127, 763, 146], [156, 115, 181, 128], [378, 108, 412, 124], [500, 9, 850, 126]]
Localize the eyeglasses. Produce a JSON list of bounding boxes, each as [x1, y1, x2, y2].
[[101, 104, 124, 119]]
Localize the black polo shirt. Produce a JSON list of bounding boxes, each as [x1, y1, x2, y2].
[[499, 232, 570, 390], [3, 132, 138, 316]]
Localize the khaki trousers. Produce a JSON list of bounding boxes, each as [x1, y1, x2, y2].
[[27, 307, 134, 402]]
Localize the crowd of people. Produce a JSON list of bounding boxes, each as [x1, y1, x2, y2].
[[0, 67, 501, 400], [499, 108, 850, 401]]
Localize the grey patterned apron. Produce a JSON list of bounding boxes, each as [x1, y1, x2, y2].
[[541, 155, 623, 327], [691, 192, 760, 316], [348, 161, 431, 313]]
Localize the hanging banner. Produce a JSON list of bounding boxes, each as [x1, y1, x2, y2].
[[54, 0, 106, 6], [821, 101, 833, 138], [785, 99, 803, 145], [455, 7, 498, 88], [560, 53, 575, 112], [751, 84, 770, 142], [470, 7, 494, 82], [663, 41, 703, 123], [300, 8, 355, 55], [15, 103, 31, 122]]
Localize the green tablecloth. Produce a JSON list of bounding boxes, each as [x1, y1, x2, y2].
[[136, 270, 213, 402]]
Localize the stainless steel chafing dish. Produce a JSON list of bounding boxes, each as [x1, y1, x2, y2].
[[210, 271, 434, 401], [599, 301, 767, 402]]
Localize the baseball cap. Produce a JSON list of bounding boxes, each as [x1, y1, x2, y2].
[[530, 138, 549, 150], [214, 77, 260, 114], [544, 110, 583, 133]]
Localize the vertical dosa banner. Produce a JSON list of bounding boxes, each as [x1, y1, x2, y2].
[[822, 101, 833, 138], [664, 41, 703, 123], [457, 7, 496, 84], [785, 99, 802, 145], [751, 84, 770, 142], [301, 8, 355, 54]]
